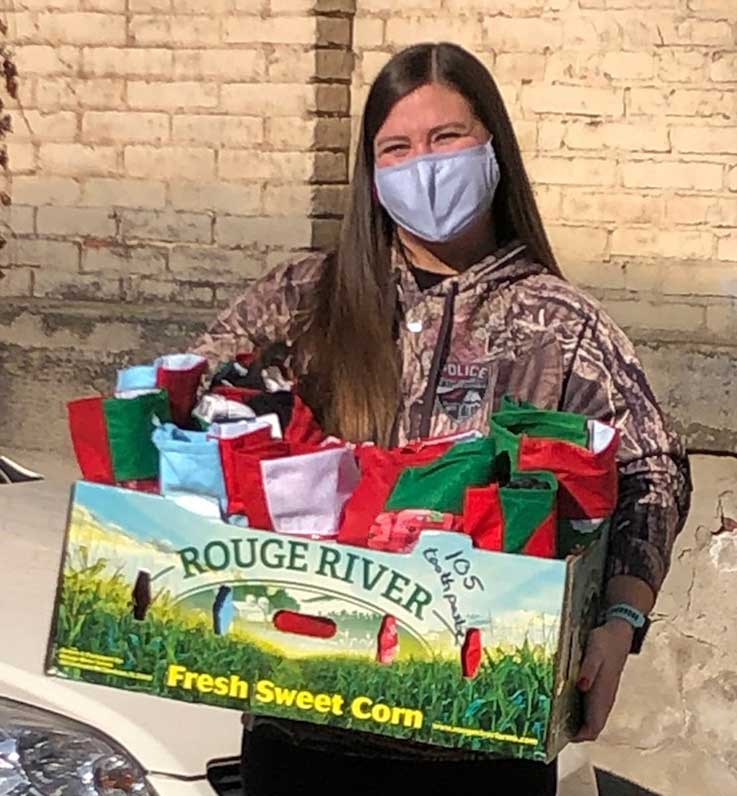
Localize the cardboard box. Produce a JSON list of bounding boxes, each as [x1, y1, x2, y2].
[[46, 481, 607, 762]]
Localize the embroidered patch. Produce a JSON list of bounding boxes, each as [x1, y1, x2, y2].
[[436, 362, 489, 422]]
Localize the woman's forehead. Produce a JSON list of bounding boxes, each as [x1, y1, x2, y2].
[[376, 83, 476, 140]]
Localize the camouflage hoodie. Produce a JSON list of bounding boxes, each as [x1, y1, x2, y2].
[[192, 239, 691, 597]]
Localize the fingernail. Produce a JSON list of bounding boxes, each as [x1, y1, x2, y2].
[[577, 676, 590, 690]]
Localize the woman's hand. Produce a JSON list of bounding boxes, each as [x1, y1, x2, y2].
[[572, 618, 633, 742]]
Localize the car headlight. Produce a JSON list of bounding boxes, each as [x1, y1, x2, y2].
[[0, 697, 157, 795]]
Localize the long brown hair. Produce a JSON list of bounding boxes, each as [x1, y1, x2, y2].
[[301, 42, 561, 445]]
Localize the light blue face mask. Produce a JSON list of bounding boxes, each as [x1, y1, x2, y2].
[[374, 138, 501, 243]]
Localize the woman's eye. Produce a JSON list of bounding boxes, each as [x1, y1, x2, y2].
[[435, 132, 461, 142], [382, 144, 408, 155]]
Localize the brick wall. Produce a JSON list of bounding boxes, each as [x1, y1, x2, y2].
[[0, 0, 735, 457], [2, 0, 353, 307], [353, 0, 737, 345]]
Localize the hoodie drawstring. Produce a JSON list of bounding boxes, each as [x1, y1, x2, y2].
[[418, 281, 458, 439]]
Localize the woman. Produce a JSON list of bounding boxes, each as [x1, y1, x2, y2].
[[192, 43, 691, 796]]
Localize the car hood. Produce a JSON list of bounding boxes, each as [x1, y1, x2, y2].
[[0, 451, 242, 778]]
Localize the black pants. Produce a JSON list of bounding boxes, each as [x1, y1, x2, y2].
[[241, 728, 558, 796]]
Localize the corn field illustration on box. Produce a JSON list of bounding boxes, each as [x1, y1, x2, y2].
[[47, 482, 606, 762]]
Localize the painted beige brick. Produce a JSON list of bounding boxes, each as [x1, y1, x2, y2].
[[13, 0, 79, 9], [14, 238, 80, 270], [600, 52, 654, 80], [80, 178, 167, 209], [174, 49, 266, 81], [709, 53, 737, 83], [562, 15, 621, 49], [386, 16, 484, 47], [129, 0, 171, 10], [173, 115, 263, 147], [672, 127, 737, 155], [628, 88, 733, 118], [658, 19, 733, 46], [658, 50, 706, 82], [717, 233, 737, 261], [263, 184, 314, 216], [170, 181, 262, 215], [37, 206, 116, 237], [168, 245, 260, 281], [667, 196, 737, 227], [514, 120, 537, 152], [36, 78, 125, 111], [221, 83, 315, 116], [360, 50, 392, 85], [359, 0, 440, 10], [268, 0, 317, 10], [562, 189, 662, 224], [218, 150, 313, 181], [13, 111, 78, 142], [124, 146, 215, 180], [215, 215, 312, 248], [666, 195, 715, 225], [537, 121, 566, 151], [7, 143, 36, 173], [33, 271, 122, 301], [446, 0, 543, 11], [522, 85, 623, 117], [266, 117, 316, 150], [129, 15, 221, 46], [123, 275, 214, 306], [14, 45, 79, 76], [38, 13, 127, 46], [729, 166, 737, 191], [611, 227, 713, 259], [128, 81, 218, 111], [224, 16, 316, 45], [527, 157, 617, 186], [39, 143, 118, 176], [484, 17, 564, 50], [705, 302, 737, 337], [82, 243, 168, 274], [688, 0, 737, 14], [0, 268, 32, 298], [658, 262, 737, 296], [353, 18, 384, 49], [1, 205, 36, 236], [493, 53, 546, 83], [532, 185, 562, 220], [566, 260, 628, 291], [82, 0, 127, 10], [268, 48, 316, 82], [316, 17, 351, 47], [549, 224, 610, 261], [605, 299, 704, 332], [622, 160, 723, 190], [82, 47, 173, 78], [82, 111, 170, 144], [120, 209, 212, 243], [178, 0, 237, 11], [565, 122, 670, 152], [13, 176, 81, 206]]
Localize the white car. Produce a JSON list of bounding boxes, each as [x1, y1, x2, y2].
[[0, 451, 598, 796]]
